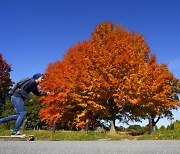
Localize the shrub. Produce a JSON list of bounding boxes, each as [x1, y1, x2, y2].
[[174, 120, 180, 130], [159, 125, 166, 131], [98, 128, 106, 133], [127, 125, 146, 136], [117, 126, 125, 131]]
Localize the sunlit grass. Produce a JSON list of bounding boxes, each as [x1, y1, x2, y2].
[[138, 129, 180, 140], [0, 129, 180, 140]]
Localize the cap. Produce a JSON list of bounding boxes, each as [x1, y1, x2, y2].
[[33, 73, 43, 79]]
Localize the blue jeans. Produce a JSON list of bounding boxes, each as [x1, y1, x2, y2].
[[0, 96, 27, 133]]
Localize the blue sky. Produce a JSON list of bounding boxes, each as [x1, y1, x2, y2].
[[0, 0, 180, 127]]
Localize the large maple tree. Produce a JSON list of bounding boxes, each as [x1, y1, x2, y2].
[[40, 22, 179, 132]]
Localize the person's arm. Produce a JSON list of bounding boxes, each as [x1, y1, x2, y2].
[[32, 87, 48, 96]]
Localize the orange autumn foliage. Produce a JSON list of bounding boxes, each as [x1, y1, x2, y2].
[[124, 55, 179, 116], [39, 22, 179, 130]]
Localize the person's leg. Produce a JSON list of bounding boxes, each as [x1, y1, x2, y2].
[[11, 96, 27, 134], [0, 97, 19, 124], [0, 114, 18, 123]]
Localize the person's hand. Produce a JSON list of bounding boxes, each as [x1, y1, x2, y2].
[[29, 99, 33, 102], [46, 92, 50, 95]]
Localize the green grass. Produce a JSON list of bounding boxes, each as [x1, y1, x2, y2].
[[24, 130, 135, 141], [0, 129, 180, 140], [138, 129, 180, 140], [0, 130, 134, 141]]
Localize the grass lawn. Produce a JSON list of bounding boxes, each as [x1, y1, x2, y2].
[[0, 129, 180, 140], [138, 129, 180, 140]]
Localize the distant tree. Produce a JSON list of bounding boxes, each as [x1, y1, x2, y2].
[[159, 125, 166, 131], [24, 94, 47, 130], [0, 99, 14, 129], [174, 120, 180, 130], [0, 53, 13, 117]]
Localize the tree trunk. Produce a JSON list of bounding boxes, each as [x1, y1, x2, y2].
[[21, 119, 27, 132], [107, 96, 117, 134], [52, 119, 56, 134], [152, 125, 156, 132], [109, 119, 116, 134], [152, 116, 159, 133], [148, 115, 153, 134], [149, 115, 159, 134]]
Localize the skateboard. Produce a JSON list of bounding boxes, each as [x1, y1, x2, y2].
[[0, 135, 35, 141]]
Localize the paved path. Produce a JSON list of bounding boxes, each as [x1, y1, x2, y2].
[[0, 140, 180, 154]]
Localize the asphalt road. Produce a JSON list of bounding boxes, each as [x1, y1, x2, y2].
[[0, 140, 180, 154]]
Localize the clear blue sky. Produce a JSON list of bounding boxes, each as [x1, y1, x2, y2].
[[0, 0, 180, 127]]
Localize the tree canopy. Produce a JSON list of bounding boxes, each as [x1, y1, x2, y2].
[[39, 22, 180, 132]]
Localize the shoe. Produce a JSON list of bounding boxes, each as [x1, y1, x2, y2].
[[11, 131, 26, 136]]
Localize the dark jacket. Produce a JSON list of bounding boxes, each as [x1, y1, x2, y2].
[[13, 78, 47, 101]]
